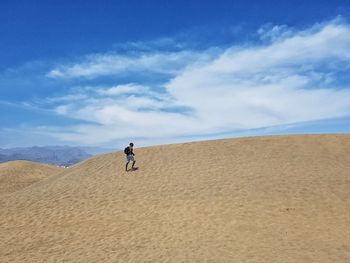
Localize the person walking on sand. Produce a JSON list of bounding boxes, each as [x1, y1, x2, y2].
[[124, 142, 136, 171]]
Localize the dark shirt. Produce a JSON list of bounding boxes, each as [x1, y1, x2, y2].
[[127, 146, 134, 155]]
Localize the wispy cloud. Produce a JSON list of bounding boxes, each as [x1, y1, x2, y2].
[[18, 19, 350, 146], [257, 24, 294, 42], [46, 50, 214, 79]]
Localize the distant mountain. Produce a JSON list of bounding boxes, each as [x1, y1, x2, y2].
[[0, 146, 100, 166], [81, 146, 115, 156]]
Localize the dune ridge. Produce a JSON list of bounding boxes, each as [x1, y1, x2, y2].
[[1, 134, 350, 262], [0, 160, 63, 195]]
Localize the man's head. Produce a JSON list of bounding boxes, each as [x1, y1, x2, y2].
[[129, 142, 134, 147]]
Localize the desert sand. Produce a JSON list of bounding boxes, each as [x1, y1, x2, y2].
[[0, 160, 63, 195], [0, 134, 350, 262]]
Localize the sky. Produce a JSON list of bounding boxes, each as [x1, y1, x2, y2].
[[1, 0, 350, 148]]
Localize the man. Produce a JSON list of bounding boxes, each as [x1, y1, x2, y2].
[[124, 142, 136, 171]]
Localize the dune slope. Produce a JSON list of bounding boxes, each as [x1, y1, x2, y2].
[[0, 160, 63, 195], [0, 134, 350, 262]]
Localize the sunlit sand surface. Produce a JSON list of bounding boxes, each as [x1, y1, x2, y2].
[[1, 135, 350, 262]]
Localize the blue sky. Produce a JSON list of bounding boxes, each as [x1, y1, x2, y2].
[[1, 0, 350, 148]]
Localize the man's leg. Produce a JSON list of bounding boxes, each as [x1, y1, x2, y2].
[[125, 161, 129, 171], [132, 160, 136, 169]]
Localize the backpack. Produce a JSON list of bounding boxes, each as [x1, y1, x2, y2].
[[124, 147, 130, 155]]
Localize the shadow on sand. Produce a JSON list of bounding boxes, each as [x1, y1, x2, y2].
[[127, 167, 139, 172]]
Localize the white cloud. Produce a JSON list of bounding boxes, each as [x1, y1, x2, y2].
[[97, 84, 150, 96], [258, 24, 293, 42], [46, 50, 213, 79], [39, 19, 350, 146]]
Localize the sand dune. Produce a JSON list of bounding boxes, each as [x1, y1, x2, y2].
[[1, 134, 350, 262], [0, 160, 63, 195]]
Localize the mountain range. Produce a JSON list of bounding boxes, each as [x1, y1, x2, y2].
[[0, 146, 114, 166]]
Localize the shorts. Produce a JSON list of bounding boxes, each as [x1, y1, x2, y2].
[[126, 154, 135, 162]]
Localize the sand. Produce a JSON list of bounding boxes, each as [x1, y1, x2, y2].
[[0, 160, 63, 195], [0, 134, 350, 262]]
